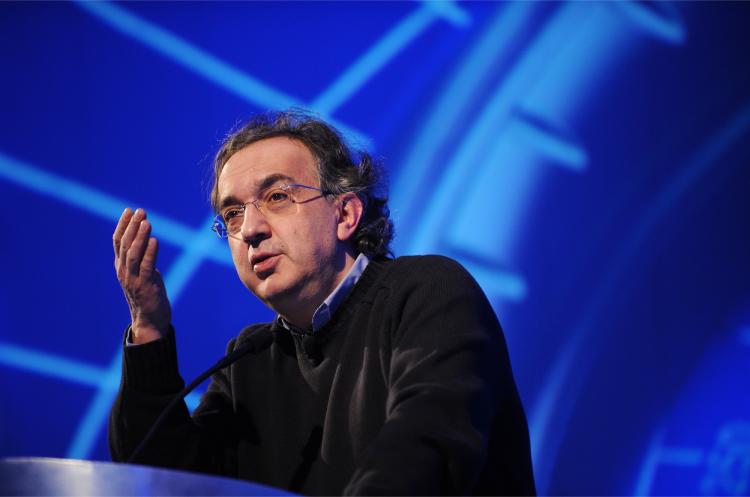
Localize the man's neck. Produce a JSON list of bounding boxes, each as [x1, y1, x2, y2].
[[278, 249, 358, 330]]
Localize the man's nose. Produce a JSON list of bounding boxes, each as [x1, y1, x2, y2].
[[239, 205, 271, 247]]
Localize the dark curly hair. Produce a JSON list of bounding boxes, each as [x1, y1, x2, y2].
[[210, 109, 394, 258]]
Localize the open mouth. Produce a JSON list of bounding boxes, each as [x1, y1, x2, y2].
[[251, 254, 280, 276]]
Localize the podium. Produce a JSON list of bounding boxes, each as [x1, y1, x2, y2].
[[0, 457, 294, 496]]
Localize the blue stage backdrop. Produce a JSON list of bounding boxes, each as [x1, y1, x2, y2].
[[1, 2, 749, 495]]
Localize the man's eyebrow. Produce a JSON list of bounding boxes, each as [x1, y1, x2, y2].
[[256, 173, 296, 192], [217, 195, 241, 212], [218, 173, 297, 211]]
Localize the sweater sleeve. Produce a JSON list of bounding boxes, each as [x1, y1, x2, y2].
[[108, 327, 238, 475], [343, 257, 525, 495]]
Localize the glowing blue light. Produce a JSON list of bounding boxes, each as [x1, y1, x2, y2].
[[459, 261, 527, 301], [508, 117, 587, 171], [75, 1, 292, 106], [518, 2, 626, 127], [613, 0, 686, 45], [422, 0, 472, 28], [185, 392, 201, 412], [312, 3, 466, 114], [0, 151, 232, 267], [164, 216, 223, 301], [531, 98, 750, 493], [0, 342, 106, 387], [634, 429, 664, 496], [403, 2, 607, 258], [67, 352, 122, 458], [446, 132, 536, 265], [659, 447, 704, 466], [0, 338, 201, 456], [391, 2, 536, 252], [0, 150, 146, 230], [73, 1, 368, 145]]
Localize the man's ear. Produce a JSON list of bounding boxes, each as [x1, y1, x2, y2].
[[336, 193, 364, 242]]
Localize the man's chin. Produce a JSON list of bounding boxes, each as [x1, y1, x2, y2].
[[249, 275, 291, 306]]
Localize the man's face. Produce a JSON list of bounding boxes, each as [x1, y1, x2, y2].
[[217, 136, 349, 321]]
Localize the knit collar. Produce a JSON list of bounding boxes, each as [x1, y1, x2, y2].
[[277, 256, 392, 343], [277, 253, 371, 334]]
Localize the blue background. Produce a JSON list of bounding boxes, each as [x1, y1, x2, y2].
[[1, 1, 749, 495]]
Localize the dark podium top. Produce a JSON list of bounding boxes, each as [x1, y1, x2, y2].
[[0, 457, 294, 496]]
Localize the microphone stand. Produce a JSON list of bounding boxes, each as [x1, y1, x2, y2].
[[127, 328, 273, 464]]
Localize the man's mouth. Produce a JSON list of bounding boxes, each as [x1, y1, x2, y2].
[[251, 253, 280, 276]]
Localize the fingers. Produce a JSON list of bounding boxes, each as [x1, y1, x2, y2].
[[120, 209, 145, 258], [140, 236, 159, 279], [113, 208, 134, 258], [114, 208, 156, 279], [126, 219, 152, 275]]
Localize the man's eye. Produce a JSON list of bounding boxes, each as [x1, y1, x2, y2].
[[223, 208, 243, 220], [267, 191, 290, 203]]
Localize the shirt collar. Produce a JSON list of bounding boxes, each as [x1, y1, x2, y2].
[[278, 253, 370, 334]]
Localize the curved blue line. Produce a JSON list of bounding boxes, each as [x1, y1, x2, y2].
[[164, 215, 224, 302], [313, 4, 440, 114], [508, 117, 588, 171], [531, 99, 750, 492], [633, 428, 665, 496], [0, 342, 106, 387], [73, 1, 368, 145], [422, 1, 471, 28], [390, 2, 537, 254], [0, 151, 233, 267], [66, 351, 122, 458], [613, 1, 686, 45]]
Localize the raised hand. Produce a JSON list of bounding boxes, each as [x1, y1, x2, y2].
[[113, 208, 172, 344]]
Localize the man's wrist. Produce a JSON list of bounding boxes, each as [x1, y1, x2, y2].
[[130, 323, 167, 344]]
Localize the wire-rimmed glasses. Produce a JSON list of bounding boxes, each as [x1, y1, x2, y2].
[[211, 183, 326, 239]]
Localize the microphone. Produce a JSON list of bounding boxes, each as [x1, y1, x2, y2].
[[126, 328, 274, 464]]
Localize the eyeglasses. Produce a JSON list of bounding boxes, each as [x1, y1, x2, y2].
[[211, 183, 326, 239]]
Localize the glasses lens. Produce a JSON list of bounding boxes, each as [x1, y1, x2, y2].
[[260, 187, 294, 214], [222, 204, 250, 236]]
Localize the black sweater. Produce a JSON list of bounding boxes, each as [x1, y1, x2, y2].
[[109, 255, 536, 495]]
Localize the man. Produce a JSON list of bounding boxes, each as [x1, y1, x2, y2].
[[110, 110, 535, 495]]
